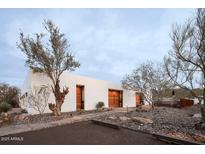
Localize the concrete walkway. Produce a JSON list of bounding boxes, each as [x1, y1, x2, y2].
[[0, 110, 120, 137]]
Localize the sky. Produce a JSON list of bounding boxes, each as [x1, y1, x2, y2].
[[0, 8, 195, 87]]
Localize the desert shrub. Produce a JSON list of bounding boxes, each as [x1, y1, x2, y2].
[[20, 86, 50, 114], [21, 109, 28, 114], [0, 83, 20, 108], [96, 101, 105, 109], [0, 102, 11, 113]]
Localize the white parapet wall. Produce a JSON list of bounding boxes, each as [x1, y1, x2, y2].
[[20, 70, 137, 114]]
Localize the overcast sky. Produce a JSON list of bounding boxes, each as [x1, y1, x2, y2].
[[0, 9, 195, 87]]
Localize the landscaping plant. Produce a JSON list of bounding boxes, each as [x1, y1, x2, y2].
[[18, 20, 80, 116], [0, 83, 20, 108], [164, 8, 205, 123], [122, 61, 170, 108], [0, 102, 11, 113], [96, 101, 105, 109], [20, 86, 50, 114]]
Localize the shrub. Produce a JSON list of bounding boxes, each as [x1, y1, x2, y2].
[[21, 109, 28, 114], [0, 83, 20, 108], [96, 101, 105, 109], [0, 102, 11, 113], [21, 86, 50, 114]]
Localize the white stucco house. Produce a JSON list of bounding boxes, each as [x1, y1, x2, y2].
[[20, 70, 139, 114]]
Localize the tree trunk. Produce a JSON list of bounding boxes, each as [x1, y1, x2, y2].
[[198, 87, 205, 123], [49, 79, 69, 116], [195, 79, 205, 130], [55, 101, 62, 116], [201, 88, 205, 122], [49, 94, 67, 116], [144, 90, 154, 109], [201, 106, 205, 123]]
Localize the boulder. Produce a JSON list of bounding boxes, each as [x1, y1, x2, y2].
[[1, 112, 12, 122], [13, 115, 19, 121], [1, 112, 5, 117], [1, 108, 24, 123], [7, 108, 23, 115], [192, 134, 205, 143], [108, 116, 117, 120], [102, 107, 110, 111], [195, 122, 205, 130], [132, 116, 153, 124], [18, 113, 29, 121], [192, 113, 202, 118], [119, 116, 130, 121]]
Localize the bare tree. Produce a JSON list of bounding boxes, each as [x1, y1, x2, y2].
[[17, 20, 80, 116], [164, 9, 205, 122], [122, 61, 169, 107], [21, 86, 50, 114]]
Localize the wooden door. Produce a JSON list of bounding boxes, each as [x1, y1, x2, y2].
[[108, 90, 122, 108], [136, 94, 141, 107], [76, 86, 82, 110]]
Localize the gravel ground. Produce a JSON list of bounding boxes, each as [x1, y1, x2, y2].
[[1, 105, 204, 143], [94, 105, 205, 143], [11, 109, 106, 125]]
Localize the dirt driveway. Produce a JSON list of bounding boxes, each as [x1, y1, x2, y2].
[[0, 121, 167, 145]]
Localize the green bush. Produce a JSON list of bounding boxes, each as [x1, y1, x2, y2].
[[21, 109, 28, 113], [96, 101, 105, 109], [0, 102, 11, 113]]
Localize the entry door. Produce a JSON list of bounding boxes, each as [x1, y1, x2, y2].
[[108, 90, 122, 108], [76, 85, 84, 110], [136, 93, 141, 107]]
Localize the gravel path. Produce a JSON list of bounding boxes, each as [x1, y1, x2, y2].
[[13, 110, 105, 125], [94, 105, 205, 143]]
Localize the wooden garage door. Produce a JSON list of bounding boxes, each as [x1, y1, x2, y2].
[[108, 90, 122, 108]]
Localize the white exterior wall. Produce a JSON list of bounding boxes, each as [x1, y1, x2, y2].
[[194, 98, 204, 105], [20, 71, 137, 114]]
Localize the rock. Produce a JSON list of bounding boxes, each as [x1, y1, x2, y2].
[[1, 112, 11, 122], [7, 108, 23, 115], [192, 134, 205, 143], [192, 113, 201, 118], [0, 108, 24, 123], [102, 107, 109, 111], [1, 112, 5, 117], [195, 122, 205, 130], [138, 105, 152, 112], [14, 113, 30, 121], [18, 113, 29, 121], [166, 132, 193, 141], [96, 108, 103, 111], [108, 116, 117, 120], [0, 120, 3, 127], [119, 116, 130, 121], [13, 115, 19, 121], [1, 112, 7, 117], [132, 116, 153, 124]]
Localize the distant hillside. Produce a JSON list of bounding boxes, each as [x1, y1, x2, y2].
[[153, 88, 203, 100]]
